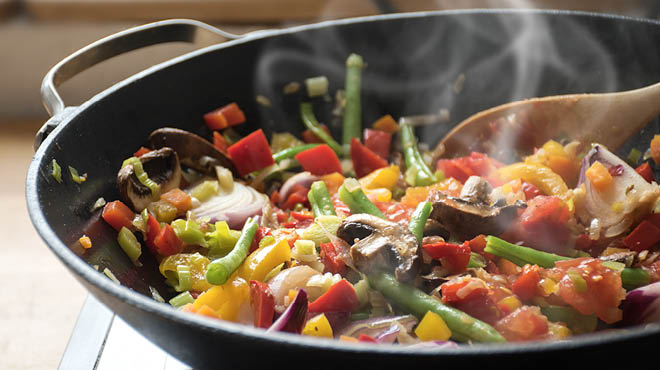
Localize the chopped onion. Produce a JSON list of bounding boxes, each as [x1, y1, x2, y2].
[[576, 145, 660, 238], [336, 315, 418, 343], [278, 171, 319, 205], [267, 289, 308, 334], [268, 265, 320, 308], [189, 181, 267, 229], [621, 281, 660, 326]]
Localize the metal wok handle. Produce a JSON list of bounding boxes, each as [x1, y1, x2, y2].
[[35, 19, 249, 150]]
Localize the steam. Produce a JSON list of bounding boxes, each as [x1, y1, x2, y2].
[[253, 3, 619, 154]]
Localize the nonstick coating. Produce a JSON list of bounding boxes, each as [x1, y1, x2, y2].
[[27, 9, 660, 369]]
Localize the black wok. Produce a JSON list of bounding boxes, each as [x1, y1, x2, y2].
[[27, 9, 660, 369]]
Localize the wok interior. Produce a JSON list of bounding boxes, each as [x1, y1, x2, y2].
[[31, 10, 660, 358]]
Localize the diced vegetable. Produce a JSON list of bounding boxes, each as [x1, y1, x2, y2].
[[169, 291, 195, 308], [422, 241, 471, 274], [193, 276, 249, 322], [250, 280, 276, 328], [227, 129, 275, 176], [585, 161, 613, 191], [623, 220, 660, 251], [308, 279, 360, 313], [117, 226, 142, 264], [498, 162, 569, 199], [651, 135, 660, 166], [350, 138, 388, 178], [133, 146, 151, 157], [69, 166, 86, 184], [415, 311, 452, 341], [239, 238, 292, 282], [338, 178, 386, 218], [363, 128, 392, 160], [635, 162, 655, 183], [51, 159, 62, 183], [206, 217, 258, 285], [305, 76, 329, 98], [160, 188, 192, 214], [295, 144, 342, 176], [267, 289, 308, 333], [372, 114, 399, 134], [621, 281, 660, 326], [102, 200, 135, 232], [212, 131, 229, 153], [303, 313, 334, 337], [153, 224, 183, 257], [204, 102, 246, 130]]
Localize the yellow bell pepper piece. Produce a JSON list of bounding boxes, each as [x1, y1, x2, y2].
[[414, 311, 452, 341], [321, 172, 346, 195], [497, 295, 522, 313], [364, 187, 392, 203], [238, 238, 291, 282], [498, 162, 569, 200], [585, 161, 613, 191], [302, 313, 334, 338], [372, 114, 399, 134], [159, 253, 213, 292], [193, 275, 249, 322], [359, 165, 400, 190]]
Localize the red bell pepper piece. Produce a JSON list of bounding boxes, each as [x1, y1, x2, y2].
[[212, 131, 229, 153], [294, 144, 342, 176], [302, 124, 331, 144], [623, 220, 660, 251], [308, 279, 360, 313], [436, 158, 474, 183], [249, 280, 275, 328], [145, 214, 161, 255], [102, 200, 135, 232], [280, 184, 310, 210], [363, 128, 392, 160], [422, 241, 471, 274], [635, 162, 655, 183], [512, 264, 541, 301], [249, 226, 272, 253], [519, 195, 569, 235], [133, 146, 151, 157], [521, 181, 542, 200], [350, 138, 388, 178], [153, 224, 183, 256], [204, 102, 246, 130], [358, 334, 378, 343], [436, 152, 502, 185], [290, 211, 315, 221], [320, 242, 346, 275], [227, 129, 275, 176]]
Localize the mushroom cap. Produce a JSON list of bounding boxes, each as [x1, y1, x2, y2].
[[148, 127, 237, 176], [429, 191, 523, 240], [337, 214, 420, 282], [117, 147, 181, 212]]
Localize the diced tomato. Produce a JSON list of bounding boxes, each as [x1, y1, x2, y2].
[[101, 200, 135, 232], [320, 242, 346, 275], [635, 162, 655, 183], [302, 124, 331, 144], [145, 214, 161, 254], [153, 224, 183, 256], [494, 306, 549, 341], [521, 181, 542, 200], [518, 195, 570, 248], [422, 241, 471, 274], [452, 293, 500, 325], [227, 129, 275, 176], [623, 220, 660, 251], [295, 144, 342, 176], [441, 277, 489, 303], [280, 184, 310, 210], [133, 146, 151, 157], [290, 211, 314, 221], [363, 128, 392, 160], [250, 280, 275, 329], [213, 131, 229, 153], [350, 138, 388, 178], [204, 102, 246, 130], [436, 152, 502, 185], [374, 201, 414, 225], [436, 158, 473, 184], [467, 234, 487, 254], [308, 279, 360, 313], [546, 258, 625, 324], [512, 265, 541, 301]]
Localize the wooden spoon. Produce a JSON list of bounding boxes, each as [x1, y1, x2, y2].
[[439, 81, 660, 159]]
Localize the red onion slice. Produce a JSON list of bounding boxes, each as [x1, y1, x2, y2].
[[621, 281, 660, 326], [267, 289, 308, 334]]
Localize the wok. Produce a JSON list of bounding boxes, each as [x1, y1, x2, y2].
[[27, 9, 660, 369]]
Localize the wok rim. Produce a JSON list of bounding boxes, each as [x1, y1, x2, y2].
[[26, 8, 660, 359]]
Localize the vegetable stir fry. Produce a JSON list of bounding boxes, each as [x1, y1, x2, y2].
[[97, 53, 660, 345]]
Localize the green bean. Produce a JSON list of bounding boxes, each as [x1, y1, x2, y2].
[[206, 217, 258, 285], [484, 236, 650, 289], [342, 53, 365, 150], [367, 272, 506, 343], [467, 252, 487, 268], [400, 122, 437, 186], [408, 201, 432, 243], [338, 178, 385, 218], [272, 144, 319, 162], [309, 181, 336, 217], [540, 305, 597, 334], [300, 102, 344, 156]]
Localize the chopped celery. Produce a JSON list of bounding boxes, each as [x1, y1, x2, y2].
[[189, 180, 219, 202], [627, 148, 642, 165], [294, 239, 316, 255], [263, 262, 285, 282], [122, 157, 160, 198], [51, 159, 62, 183], [567, 271, 587, 293], [353, 279, 370, 308], [68, 165, 86, 184], [117, 227, 142, 265], [147, 200, 178, 223], [214, 166, 234, 192], [169, 291, 195, 308], [205, 221, 240, 258], [301, 215, 343, 246], [171, 219, 207, 248], [174, 265, 192, 292], [306, 76, 329, 97]]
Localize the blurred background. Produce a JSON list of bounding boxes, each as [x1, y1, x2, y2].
[[1, 1, 659, 369]]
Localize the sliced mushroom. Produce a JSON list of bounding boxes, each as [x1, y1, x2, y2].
[[460, 176, 492, 204], [117, 147, 181, 212], [429, 191, 523, 240], [600, 251, 636, 267], [336, 214, 420, 282], [148, 127, 238, 176]]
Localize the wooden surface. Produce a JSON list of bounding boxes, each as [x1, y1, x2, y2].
[[0, 121, 87, 370]]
